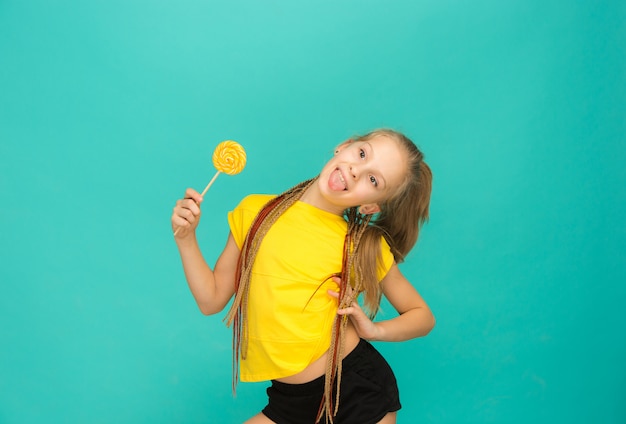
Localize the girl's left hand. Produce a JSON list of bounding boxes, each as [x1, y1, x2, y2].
[[327, 277, 382, 341]]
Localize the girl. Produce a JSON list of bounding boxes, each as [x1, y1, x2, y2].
[[171, 129, 435, 424]]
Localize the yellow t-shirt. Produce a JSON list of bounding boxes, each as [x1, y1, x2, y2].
[[227, 194, 394, 382]]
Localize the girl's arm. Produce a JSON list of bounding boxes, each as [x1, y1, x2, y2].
[[374, 264, 435, 341], [172, 188, 239, 315], [175, 233, 239, 315], [332, 263, 435, 341]]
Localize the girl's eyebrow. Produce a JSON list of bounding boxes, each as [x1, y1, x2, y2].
[[363, 141, 387, 189]]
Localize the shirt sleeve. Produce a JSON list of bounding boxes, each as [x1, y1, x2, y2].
[[227, 194, 274, 249], [377, 237, 395, 281], [227, 199, 247, 248]]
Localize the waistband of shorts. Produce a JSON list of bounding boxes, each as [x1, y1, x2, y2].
[[269, 338, 371, 395]]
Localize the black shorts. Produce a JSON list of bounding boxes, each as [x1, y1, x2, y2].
[[262, 339, 401, 424]]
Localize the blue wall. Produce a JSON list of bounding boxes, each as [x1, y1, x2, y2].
[[1, 1, 624, 422]]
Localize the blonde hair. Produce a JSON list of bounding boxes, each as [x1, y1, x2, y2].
[[224, 129, 432, 422]]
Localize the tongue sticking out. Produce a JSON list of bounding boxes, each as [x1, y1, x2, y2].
[[328, 168, 347, 191]]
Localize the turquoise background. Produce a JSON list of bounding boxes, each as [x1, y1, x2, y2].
[[1, 0, 625, 423]]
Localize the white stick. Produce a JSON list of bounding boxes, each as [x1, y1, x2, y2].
[[201, 170, 221, 197]]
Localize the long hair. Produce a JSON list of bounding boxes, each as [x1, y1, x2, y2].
[[341, 129, 432, 317], [224, 129, 432, 423]]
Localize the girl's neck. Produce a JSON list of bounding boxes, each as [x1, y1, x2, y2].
[[299, 180, 345, 216]]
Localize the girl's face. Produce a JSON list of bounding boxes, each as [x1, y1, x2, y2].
[[315, 135, 408, 215]]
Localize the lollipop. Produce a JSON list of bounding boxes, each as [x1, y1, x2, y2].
[[174, 140, 246, 236], [201, 140, 247, 196]]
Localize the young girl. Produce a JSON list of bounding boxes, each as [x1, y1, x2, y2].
[[171, 129, 435, 424]]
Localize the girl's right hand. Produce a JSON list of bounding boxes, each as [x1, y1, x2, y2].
[[172, 188, 204, 239]]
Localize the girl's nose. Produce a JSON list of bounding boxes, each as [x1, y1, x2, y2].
[[349, 164, 358, 179]]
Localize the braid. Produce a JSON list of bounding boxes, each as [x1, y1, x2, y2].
[[224, 177, 317, 393], [317, 208, 372, 423]]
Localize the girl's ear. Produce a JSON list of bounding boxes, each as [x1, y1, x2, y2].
[[359, 203, 380, 215]]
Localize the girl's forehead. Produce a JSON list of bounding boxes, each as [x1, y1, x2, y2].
[[364, 136, 408, 189], [365, 135, 405, 158], [364, 134, 400, 149]]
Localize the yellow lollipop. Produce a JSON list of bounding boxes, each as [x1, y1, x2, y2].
[[199, 140, 247, 196], [212, 140, 247, 175], [174, 140, 246, 236]]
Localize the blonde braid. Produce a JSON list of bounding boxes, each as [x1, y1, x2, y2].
[[318, 208, 372, 423], [224, 178, 317, 392]]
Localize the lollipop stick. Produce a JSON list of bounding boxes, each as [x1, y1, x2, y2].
[[174, 170, 222, 237], [201, 171, 221, 196]]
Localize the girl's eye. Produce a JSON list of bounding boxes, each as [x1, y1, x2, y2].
[[359, 149, 366, 159], [369, 175, 378, 187]]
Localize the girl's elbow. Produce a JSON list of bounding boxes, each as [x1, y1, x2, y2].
[[420, 310, 436, 336], [425, 313, 436, 335], [198, 303, 218, 316]]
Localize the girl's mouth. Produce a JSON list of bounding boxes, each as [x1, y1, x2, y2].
[[328, 168, 348, 191]]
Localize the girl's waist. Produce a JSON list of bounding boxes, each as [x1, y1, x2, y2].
[[275, 322, 360, 385]]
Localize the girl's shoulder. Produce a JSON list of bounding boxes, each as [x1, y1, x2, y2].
[[235, 193, 276, 211]]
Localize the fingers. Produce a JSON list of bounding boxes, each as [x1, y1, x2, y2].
[[175, 198, 202, 216], [172, 188, 204, 235], [172, 206, 198, 229], [337, 306, 356, 315], [184, 188, 204, 205], [327, 289, 360, 315], [327, 285, 379, 340]]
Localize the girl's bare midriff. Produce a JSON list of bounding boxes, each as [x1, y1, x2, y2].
[[275, 321, 361, 384]]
